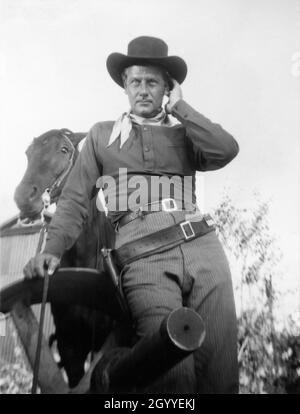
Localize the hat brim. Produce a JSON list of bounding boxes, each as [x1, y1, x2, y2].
[[106, 53, 187, 88]]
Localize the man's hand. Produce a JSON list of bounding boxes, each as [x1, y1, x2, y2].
[[165, 78, 183, 113], [23, 253, 60, 279]]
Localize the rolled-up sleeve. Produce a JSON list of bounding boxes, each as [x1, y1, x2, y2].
[[44, 125, 102, 258], [171, 99, 239, 171]]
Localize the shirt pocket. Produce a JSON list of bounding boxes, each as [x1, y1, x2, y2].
[[157, 140, 192, 175]]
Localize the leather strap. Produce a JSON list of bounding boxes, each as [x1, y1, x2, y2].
[[115, 215, 215, 267], [31, 223, 49, 394]]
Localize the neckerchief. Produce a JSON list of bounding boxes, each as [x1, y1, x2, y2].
[[107, 108, 177, 148]]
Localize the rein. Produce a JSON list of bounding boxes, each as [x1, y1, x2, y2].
[[31, 132, 76, 393]]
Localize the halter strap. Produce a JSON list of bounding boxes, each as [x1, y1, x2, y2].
[[52, 133, 75, 191]]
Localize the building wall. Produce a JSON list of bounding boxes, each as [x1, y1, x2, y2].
[[0, 224, 55, 365]]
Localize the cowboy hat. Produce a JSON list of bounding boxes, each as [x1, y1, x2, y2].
[[106, 36, 187, 88]]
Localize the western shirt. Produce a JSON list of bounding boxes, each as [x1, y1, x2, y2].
[[44, 99, 239, 258]]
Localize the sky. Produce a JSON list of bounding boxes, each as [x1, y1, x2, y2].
[[0, 0, 299, 315]]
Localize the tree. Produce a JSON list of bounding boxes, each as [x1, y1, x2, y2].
[[0, 322, 33, 394], [213, 195, 300, 393]]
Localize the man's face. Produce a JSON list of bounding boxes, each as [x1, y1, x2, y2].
[[124, 65, 168, 118]]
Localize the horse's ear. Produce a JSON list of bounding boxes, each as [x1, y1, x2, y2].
[[70, 132, 88, 148], [60, 129, 87, 148]]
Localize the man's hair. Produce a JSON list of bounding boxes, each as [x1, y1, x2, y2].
[[121, 65, 171, 88]]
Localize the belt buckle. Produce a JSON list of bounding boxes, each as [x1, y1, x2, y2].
[[180, 220, 195, 240], [162, 198, 178, 212]]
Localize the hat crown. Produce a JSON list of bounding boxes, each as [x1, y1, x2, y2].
[[127, 36, 168, 58]]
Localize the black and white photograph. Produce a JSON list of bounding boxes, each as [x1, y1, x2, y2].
[[0, 0, 299, 397]]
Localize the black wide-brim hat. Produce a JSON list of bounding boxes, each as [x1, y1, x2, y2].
[[106, 36, 187, 88]]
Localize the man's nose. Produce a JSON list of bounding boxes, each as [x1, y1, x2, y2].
[[139, 82, 149, 96]]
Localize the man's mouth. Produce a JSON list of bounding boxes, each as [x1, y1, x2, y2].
[[137, 101, 152, 105]]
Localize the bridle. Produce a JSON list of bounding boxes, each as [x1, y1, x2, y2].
[[17, 132, 76, 228], [41, 132, 76, 211]]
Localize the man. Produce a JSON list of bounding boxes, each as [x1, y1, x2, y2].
[[24, 36, 239, 393]]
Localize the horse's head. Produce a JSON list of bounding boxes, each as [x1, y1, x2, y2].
[[14, 129, 87, 220]]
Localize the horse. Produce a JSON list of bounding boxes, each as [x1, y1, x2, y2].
[[14, 128, 115, 388]]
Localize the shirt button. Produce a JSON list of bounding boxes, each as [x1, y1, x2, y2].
[[143, 126, 148, 131], [144, 146, 150, 152]]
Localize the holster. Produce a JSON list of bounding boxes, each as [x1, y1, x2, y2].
[[101, 247, 130, 320]]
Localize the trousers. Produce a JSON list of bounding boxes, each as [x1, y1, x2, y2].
[[115, 210, 239, 394]]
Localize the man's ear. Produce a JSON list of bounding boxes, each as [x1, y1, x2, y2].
[[164, 85, 170, 97]]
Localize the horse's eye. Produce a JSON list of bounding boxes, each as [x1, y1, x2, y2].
[[61, 146, 69, 154]]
